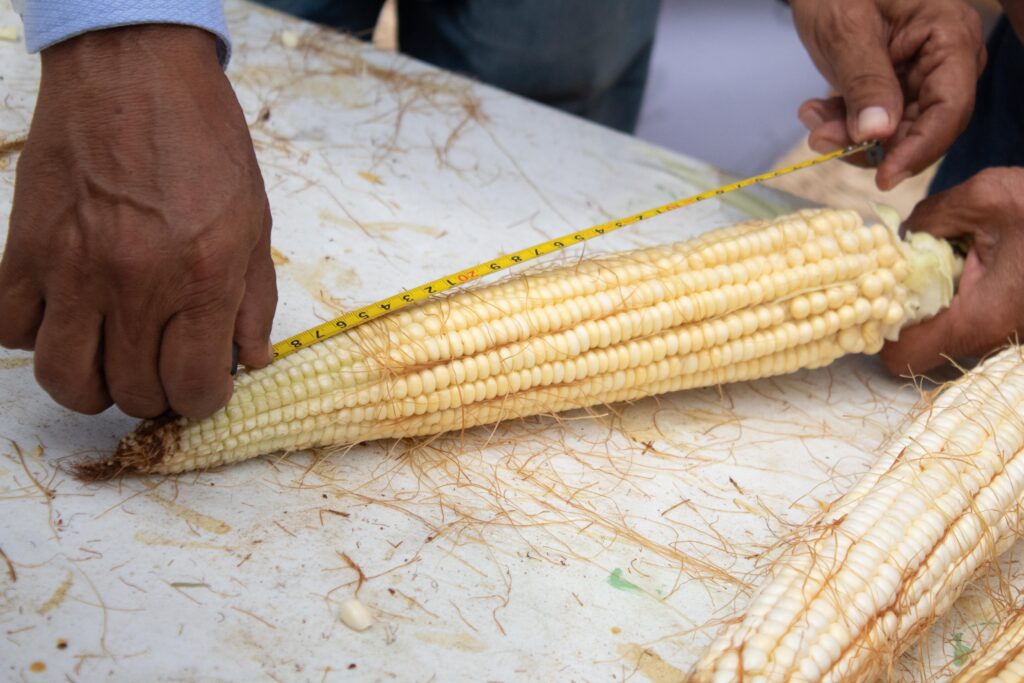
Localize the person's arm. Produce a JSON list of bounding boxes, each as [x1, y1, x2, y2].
[[0, 24, 276, 419], [790, 0, 986, 190], [880, 168, 1024, 375]]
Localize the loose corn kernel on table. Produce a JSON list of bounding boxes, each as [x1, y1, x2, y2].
[[0, 2, 1020, 681]]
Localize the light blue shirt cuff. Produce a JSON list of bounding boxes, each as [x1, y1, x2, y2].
[[16, 1, 231, 64]]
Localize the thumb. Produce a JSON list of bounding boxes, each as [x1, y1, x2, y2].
[[839, 60, 902, 143], [826, 10, 903, 142]]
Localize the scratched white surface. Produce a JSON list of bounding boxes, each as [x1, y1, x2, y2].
[[1, 3, 1020, 682]]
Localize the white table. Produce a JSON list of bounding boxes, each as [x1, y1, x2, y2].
[[0, 3, 1016, 681]]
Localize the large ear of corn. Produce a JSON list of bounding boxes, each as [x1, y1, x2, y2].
[[84, 208, 957, 476], [952, 608, 1024, 682], [686, 345, 1024, 683]]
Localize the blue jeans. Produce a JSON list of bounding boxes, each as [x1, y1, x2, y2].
[[254, 0, 661, 132], [932, 17, 1024, 194]]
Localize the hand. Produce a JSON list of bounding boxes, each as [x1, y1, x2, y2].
[[791, 0, 986, 190], [880, 168, 1024, 375], [0, 25, 277, 418]]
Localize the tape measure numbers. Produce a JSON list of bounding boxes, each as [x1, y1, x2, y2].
[[271, 140, 880, 362]]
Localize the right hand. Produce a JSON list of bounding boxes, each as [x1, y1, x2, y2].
[[0, 25, 277, 419], [790, 0, 986, 190]]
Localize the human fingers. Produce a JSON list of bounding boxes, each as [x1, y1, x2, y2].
[[159, 291, 242, 418], [880, 251, 1012, 374], [234, 211, 277, 369], [33, 302, 112, 414], [876, 65, 981, 190], [103, 303, 170, 418], [0, 265, 43, 351]]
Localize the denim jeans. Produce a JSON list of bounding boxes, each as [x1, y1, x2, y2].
[[931, 17, 1024, 194], [253, 0, 661, 132]]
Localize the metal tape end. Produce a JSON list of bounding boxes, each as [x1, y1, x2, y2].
[[865, 142, 885, 167]]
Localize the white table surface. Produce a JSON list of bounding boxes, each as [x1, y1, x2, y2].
[[1, 3, 1019, 681]]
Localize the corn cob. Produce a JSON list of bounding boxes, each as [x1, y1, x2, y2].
[[686, 345, 1024, 683], [84, 208, 957, 476], [952, 609, 1024, 683]]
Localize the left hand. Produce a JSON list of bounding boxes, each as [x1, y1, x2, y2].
[[0, 26, 276, 419], [881, 167, 1024, 375], [790, 0, 986, 190]]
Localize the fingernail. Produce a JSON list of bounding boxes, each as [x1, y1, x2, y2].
[[799, 109, 824, 131], [267, 341, 275, 360], [857, 106, 890, 140]]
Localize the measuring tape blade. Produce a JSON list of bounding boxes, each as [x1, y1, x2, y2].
[[272, 140, 878, 361]]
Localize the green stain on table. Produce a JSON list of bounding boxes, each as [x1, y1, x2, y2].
[[607, 568, 642, 594], [951, 632, 973, 667]]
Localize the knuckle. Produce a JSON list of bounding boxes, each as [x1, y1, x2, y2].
[[965, 11, 984, 44], [177, 297, 236, 328], [105, 248, 157, 289], [821, 5, 866, 39], [951, 4, 984, 45], [821, 5, 884, 54], [962, 169, 1007, 210], [926, 11, 985, 65], [179, 243, 243, 304], [184, 240, 227, 283]]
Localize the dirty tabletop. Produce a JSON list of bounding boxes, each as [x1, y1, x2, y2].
[[0, 2, 1019, 681]]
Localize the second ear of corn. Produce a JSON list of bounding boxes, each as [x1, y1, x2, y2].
[[685, 345, 1024, 683], [88, 208, 959, 476]]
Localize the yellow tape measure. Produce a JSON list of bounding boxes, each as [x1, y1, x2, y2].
[[271, 140, 880, 361]]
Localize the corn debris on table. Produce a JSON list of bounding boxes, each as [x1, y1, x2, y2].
[[86, 208, 958, 476], [686, 345, 1024, 683]]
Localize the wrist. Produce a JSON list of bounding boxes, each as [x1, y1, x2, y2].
[[40, 25, 222, 90]]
